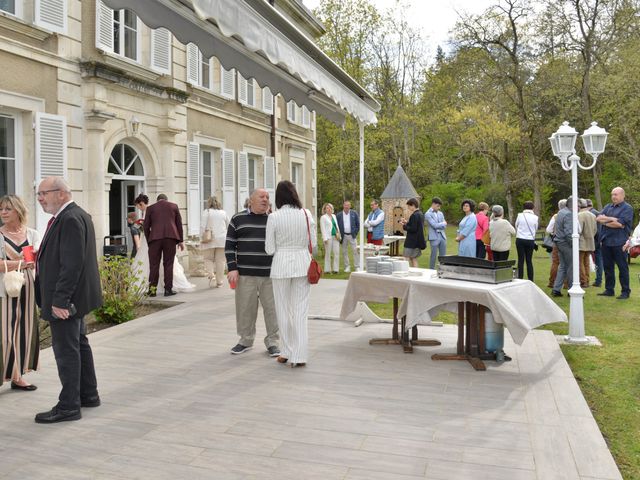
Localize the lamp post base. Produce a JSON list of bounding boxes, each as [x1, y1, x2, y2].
[[556, 335, 602, 346]]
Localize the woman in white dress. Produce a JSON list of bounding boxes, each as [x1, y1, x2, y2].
[[265, 180, 317, 368], [320, 203, 340, 273], [200, 196, 229, 287], [132, 194, 195, 292]]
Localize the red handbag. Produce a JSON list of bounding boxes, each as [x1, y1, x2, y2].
[[305, 211, 322, 284], [629, 245, 640, 258]]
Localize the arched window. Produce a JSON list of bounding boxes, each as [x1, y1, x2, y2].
[[108, 144, 144, 177]]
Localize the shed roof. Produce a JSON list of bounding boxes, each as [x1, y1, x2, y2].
[[380, 165, 419, 199]]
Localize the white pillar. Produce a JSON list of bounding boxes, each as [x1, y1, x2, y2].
[[358, 121, 365, 271], [567, 155, 588, 343]]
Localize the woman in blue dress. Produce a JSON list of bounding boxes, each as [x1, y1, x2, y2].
[[456, 199, 478, 257]]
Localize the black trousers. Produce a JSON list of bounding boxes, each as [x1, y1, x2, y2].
[[602, 244, 630, 295], [493, 250, 510, 261], [516, 238, 536, 281], [49, 316, 98, 410]]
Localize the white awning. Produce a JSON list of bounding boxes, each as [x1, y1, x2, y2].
[[102, 0, 379, 126]]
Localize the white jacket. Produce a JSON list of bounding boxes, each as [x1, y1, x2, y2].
[[320, 213, 338, 242], [200, 208, 229, 249], [265, 205, 317, 279]]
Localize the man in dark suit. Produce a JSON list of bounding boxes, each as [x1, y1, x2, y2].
[[34, 176, 102, 424], [143, 194, 184, 297], [336, 200, 360, 272]]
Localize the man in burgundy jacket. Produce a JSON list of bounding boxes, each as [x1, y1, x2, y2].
[[143, 194, 184, 296]]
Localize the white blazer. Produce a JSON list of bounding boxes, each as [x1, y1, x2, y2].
[[265, 205, 317, 279], [320, 213, 337, 242], [200, 208, 229, 249]]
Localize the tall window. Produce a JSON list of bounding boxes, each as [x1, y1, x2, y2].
[[0, 0, 16, 15], [200, 54, 211, 90], [0, 115, 16, 197], [113, 9, 138, 61], [248, 157, 256, 193], [201, 149, 214, 209], [291, 162, 303, 192]]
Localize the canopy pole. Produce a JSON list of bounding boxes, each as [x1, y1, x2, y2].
[[359, 121, 365, 271]]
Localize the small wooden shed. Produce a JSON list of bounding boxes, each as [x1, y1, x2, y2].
[[380, 165, 420, 235]]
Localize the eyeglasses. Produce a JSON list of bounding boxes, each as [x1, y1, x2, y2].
[[36, 189, 60, 197]]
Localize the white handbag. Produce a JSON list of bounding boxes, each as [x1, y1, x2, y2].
[[3, 259, 25, 298]]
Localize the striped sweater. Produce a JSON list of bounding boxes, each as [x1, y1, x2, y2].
[[225, 210, 273, 277]]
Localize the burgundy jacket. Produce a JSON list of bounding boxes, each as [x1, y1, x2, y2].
[[143, 199, 183, 243]]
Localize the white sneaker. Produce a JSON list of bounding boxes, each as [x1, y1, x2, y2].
[[344, 266, 351, 273]]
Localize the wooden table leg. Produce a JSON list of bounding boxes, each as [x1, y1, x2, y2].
[[369, 297, 401, 346], [410, 323, 441, 348], [432, 301, 487, 371]]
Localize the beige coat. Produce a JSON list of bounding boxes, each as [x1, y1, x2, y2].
[[578, 210, 597, 252], [489, 218, 516, 253]]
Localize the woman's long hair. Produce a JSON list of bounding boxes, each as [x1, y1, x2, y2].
[[275, 180, 302, 209], [206, 196, 221, 210]]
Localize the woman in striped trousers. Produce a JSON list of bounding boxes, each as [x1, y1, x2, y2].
[[265, 181, 317, 367]]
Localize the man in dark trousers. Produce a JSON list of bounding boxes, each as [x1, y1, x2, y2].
[[34, 176, 102, 424], [143, 193, 184, 296]]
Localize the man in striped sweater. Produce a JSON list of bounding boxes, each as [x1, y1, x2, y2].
[[225, 189, 280, 357]]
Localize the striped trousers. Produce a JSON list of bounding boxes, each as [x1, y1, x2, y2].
[[272, 276, 310, 363]]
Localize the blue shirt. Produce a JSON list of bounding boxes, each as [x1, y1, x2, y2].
[[600, 201, 634, 246]]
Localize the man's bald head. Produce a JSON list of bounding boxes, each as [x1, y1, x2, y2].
[[611, 187, 625, 205], [250, 189, 270, 214]]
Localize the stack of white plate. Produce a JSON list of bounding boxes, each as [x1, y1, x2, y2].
[[377, 255, 391, 262], [377, 261, 394, 275], [366, 257, 381, 273], [392, 260, 410, 276]]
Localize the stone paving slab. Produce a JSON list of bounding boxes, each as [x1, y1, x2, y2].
[[0, 278, 622, 479]]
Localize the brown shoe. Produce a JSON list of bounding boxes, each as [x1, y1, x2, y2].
[[290, 362, 306, 368], [276, 356, 288, 364]]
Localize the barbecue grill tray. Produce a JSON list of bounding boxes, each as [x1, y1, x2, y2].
[[438, 255, 515, 270]]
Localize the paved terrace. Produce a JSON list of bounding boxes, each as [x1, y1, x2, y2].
[[0, 279, 622, 479]]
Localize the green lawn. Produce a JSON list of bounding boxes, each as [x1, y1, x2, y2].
[[318, 227, 640, 478]]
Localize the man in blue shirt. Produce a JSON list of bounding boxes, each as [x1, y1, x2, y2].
[[596, 187, 634, 299]]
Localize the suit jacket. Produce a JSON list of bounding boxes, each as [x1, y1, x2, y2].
[[336, 210, 359, 239], [35, 202, 102, 320], [425, 208, 446, 241], [143, 199, 183, 243]]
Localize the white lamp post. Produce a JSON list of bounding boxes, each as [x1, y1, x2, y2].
[[549, 121, 608, 344]]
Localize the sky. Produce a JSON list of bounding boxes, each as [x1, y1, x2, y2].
[[303, 0, 495, 57]]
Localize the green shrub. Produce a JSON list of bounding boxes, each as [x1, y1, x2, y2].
[[94, 255, 147, 324]]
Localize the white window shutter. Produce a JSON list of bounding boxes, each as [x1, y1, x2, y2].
[[287, 101, 296, 123], [237, 74, 248, 105], [35, 0, 67, 33], [222, 149, 235, 217], [151, 28, 172, 75], [186, 43, 199, 85], [262, 87, 274, 115], [221, 67, 235, 99], [187, 142, 200, 236], [35, 113, 67, 233], [302, 106, 311, 129], [237, 152, 249, 211], [264, 156, 275, 200], [95, 0, 113, 52]]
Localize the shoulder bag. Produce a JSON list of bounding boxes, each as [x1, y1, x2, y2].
[[3, 259, 24, 298], [201, 210, 213, 244], [629, 245, 640, 258], [305, 211, 322, 284], [522, 213, 539, 251]]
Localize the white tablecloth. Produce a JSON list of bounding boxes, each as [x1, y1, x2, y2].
[[340, 269, 567, 345]]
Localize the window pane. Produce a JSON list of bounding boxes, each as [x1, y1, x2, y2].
[[247, 79, 254, 106], [124, 10, 137, 28], [0, 0, 15, 14], [113, 10, 121, 54], [0, 159, 15, 196], [0, 116, 15, 158], [201, 59, 210, 89], [124, 26, 137, 59], [202, 152, 212, 175], [131, 158, 144, 176]]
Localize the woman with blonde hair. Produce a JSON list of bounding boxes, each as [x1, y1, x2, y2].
[[200, 196, 229, 287], [319, 202, 340, 273], [0, 195, 40, 391]]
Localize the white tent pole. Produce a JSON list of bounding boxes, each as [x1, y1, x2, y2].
[[359, 121, 365, 271]]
